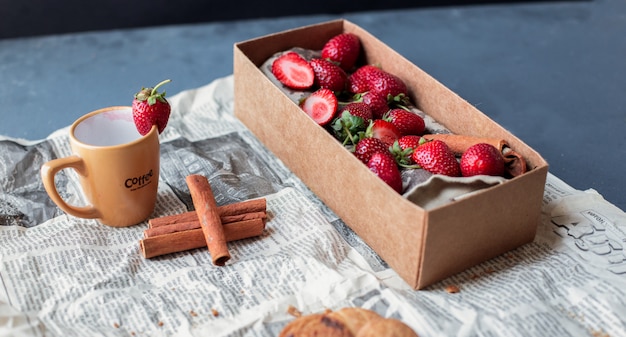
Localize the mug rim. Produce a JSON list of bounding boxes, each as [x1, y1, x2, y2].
[[69, 106, 158, 149]]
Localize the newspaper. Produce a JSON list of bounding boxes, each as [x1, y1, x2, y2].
[[1, 75, 625, 337]]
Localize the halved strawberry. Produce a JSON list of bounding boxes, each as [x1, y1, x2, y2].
[[384, 109, 426, 136], [321, 33, 361, 71], [367, 152, 403, 193], [300, 88, 338, 125], [271, 51, 315, 90], [412, 139, 461, 177], [309, 58, 348, 92], [367, 119, 401, 147]]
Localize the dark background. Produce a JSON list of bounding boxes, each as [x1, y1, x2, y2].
[[2, 0, 553, 39]]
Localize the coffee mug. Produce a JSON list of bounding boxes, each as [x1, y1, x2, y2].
[[41, 106, 160, 227]]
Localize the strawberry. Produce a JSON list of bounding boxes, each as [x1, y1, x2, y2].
[[300, 88, 338, 126], [347, 71, 370, 94], [368, 69, 408, 99], [339, 102, 372, 122], [331, 103, 371, 145], [321, 33, 361, 71], [367, 152, 403, 193], [366, 119, 401, 147], [390, 135, 423, 167], [347, 65, 380, 93], [397, 135, 423, 151], [384, 109, 425, 136], [271, 51, 315, 89], [354, 137, 389, 164], [309, 58, 348, 92], [460, 143, 506, 177], [132, 79, 172, 136], [412, 139, 461, 177], [358, 91, 389, 119]]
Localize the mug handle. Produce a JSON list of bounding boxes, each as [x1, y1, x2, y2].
[[40, 156, 101, 219]]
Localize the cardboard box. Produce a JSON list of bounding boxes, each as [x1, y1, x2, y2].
[[233, 19, 548, 289]]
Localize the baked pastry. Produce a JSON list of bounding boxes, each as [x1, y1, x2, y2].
[[356, 318, 419, 337], [278, 307, 418, 337]]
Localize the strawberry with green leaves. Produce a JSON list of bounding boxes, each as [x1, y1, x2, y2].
[[132, 79, 172, 136], [331, 102, 372, 145], [412, 139, 461, 177], [367, 152, 403, 193], [300, 88, 338, 126], [460, 143, 505, 177], [391, 135, 423, 167], [272, 51, 315, 89], [321, 33, 361, 72]]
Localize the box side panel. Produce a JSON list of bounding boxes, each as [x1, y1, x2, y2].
[[234, 39, 426, 288], [416, 165, 548, 288]]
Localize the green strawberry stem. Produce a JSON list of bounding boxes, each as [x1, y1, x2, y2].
[[151, 79, 172, 96]]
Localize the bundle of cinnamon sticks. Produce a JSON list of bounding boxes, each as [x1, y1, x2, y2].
[[139, 174, 267, 265]]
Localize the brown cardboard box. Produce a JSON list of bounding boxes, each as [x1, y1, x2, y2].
[[233, 19, 548, 289]]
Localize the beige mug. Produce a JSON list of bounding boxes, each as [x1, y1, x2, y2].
[[41, 106, 160, 227]]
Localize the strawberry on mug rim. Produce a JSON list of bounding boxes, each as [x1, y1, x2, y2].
[[132, 79, 172, 136]]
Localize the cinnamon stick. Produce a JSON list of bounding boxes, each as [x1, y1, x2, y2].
[[140, 218, 265, 258], [144, 211, 267, 238], [186, 174, 230, 266], [148, 198, 267, 228]]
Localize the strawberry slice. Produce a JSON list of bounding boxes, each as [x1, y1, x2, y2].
[[300, 88, 338, 125], [271, 51, 315, 90]]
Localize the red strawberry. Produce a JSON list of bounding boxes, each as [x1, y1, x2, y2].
[[339, 102, 372, 122], [359, 91, 389, 119], [367, 152, 402, 193], [347, 71, 370, 94], [271, 51, 315, 90], [300, 88, 338, 126], [384, 109, 426, 136], [321, 33, 361, 71], [397, 135, 423, 151], [132, 79, 172, 136], [368, 69, 408, 98], [354, 137, 389, 164], [367, 119, 401, 147], [347, 65, 380, 93], [309, 58, 348, 92], [460, 143, 506, 177], [412, 140, 461, 177], [390, 135, 423, 167]]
